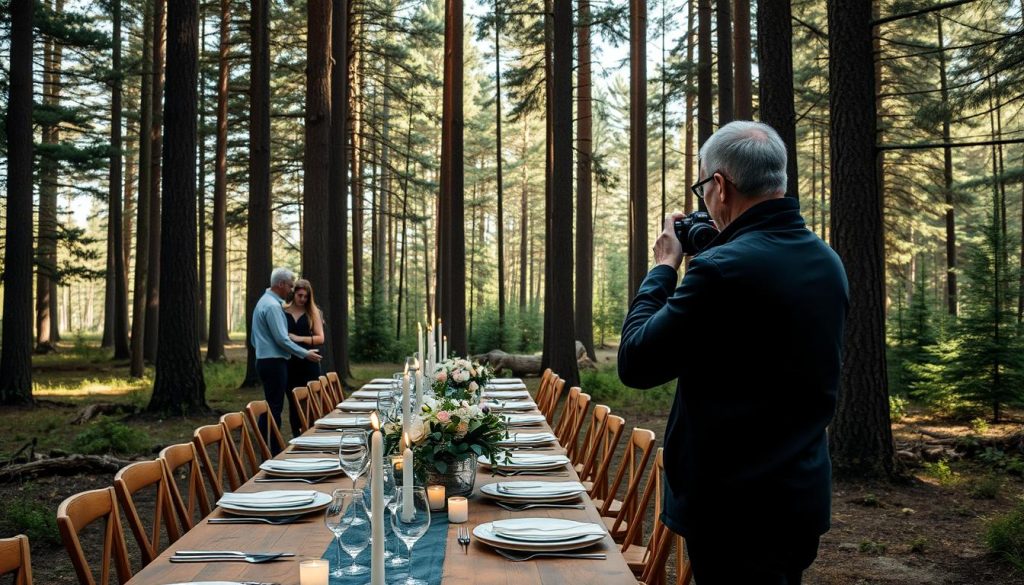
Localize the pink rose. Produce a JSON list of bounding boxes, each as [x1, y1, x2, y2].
[[436, 371, 448, 383], [436, 411, 451, 423]]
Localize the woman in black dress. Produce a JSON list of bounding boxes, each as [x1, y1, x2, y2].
[[284, 278, 325, 436]]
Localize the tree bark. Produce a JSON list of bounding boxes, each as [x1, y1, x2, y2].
[[575, 0, 595, 361], [685, 0, 695, 214], [937, 15, 956, 317], [697, 0, 712, 212], [716, 0, 733, 125], [144, 0, 166, 363], [495, 1, 507, 342], [826, 0, 894, 478], [329, 0, 353, 382], [541, 0, 579, 387], [732, 0, 752, 119], [439, 0, 467, 355], [628, 0, 647, 300], [0, 0, 34, 405], [107, 0, 131, 360], [396, 102, 414, 340], [519, 118, 529, 312], [148, 0, 208, 415], [756, 0, 798, 200], [197, 12, 207, 345], [350, 15, 364, 312], [36, 0, 62, 354], [207, 0, 230, 361], [242, 0, 272, 387], [131, 0, 154, 378]]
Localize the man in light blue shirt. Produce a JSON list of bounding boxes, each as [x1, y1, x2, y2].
[[252, 267, 321, 453]]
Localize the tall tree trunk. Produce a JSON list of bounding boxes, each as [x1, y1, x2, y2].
[[36, 0, 62, 354], [304, 0, 333, 366], [439, 0, 467, 355], [826, 0, 894, 478], [732, 0, 751, 118], [109, 0, 131, 360], [242, 0, 272, 387], [937, 15, 956, 317], [148, 0, 208, 414], [716, 0, 733, 124], [628, 0, 647, 299], [329, 0, 353, 381], [542, 0, 578, 387], [350, 12, 364, 312], [494, 2, 507, 342], [756, 0, 798, 199], [519, 118, 529, 312], [396, 101, 413, 340], [660, 0, 666, 219], [131, 0, 154, 378], [144, 0, 166, 362], [697, 0, 712, 211], [0, 0, 34, 404], [207, 0, 230, 361], [197, 13, 207, 344], [576, 0, 595, 361], [685, 0, 695, 214]]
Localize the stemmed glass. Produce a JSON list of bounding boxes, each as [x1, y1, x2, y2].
[[391, 486, 431, 585], [339, 429, 369, 525], [324, 489, 369, 577], [377, 392, 397, 424]]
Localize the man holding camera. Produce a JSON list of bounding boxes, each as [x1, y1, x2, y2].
[[618, 121, 849, 584]]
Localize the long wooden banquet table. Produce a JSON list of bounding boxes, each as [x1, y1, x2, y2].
[[126, 381, 637, 584]]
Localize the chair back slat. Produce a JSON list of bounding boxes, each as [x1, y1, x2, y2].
[[602, 428, 657, 534], [57, 487, 132, 585], [565, 392, 591, 462], [0, 535, 33, 585], [587, 414, 625, 502], [113, 460, 180, 565], [159, 443, 211, 530], [193, 424, 242, 499], [288, 386, 313, 434], [533, 368, 554, 412], [307, 379, 331, 419], [245, 400, 286, 458], [577, 404, 611, 477], [542, 377, 566, 423], [326, 371, 347, 402], [622, 448, 663, 556], [319, 374, 338, 405], [553, 386, 580, 439], [220, 412, 260, 481]]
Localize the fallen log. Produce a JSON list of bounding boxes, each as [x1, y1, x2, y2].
[[473, 341, 597, 377], [70, 403, 139, 425], [0, 454, 134, 483]]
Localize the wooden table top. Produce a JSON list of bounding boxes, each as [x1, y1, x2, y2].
[[126, 385, 637, 585]]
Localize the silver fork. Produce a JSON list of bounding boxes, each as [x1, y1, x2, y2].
[[457, 526, 471, 553], [207, 514, 304, 525], [254, 477, 328, 484], [492, 548, 606, 562], [494, 501, 585, 511], [494, 470, 569, 477], [170, 552, 293, 563]]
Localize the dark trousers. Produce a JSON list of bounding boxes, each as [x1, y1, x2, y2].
[[685, 531, 820, 585], [256, 357, 289, 455]]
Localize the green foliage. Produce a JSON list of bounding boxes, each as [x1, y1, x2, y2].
[[971, 417, 990, 434], [352, 286, 400, 362], [580, 364, 674, 413], [986, 502, 1024, 572], [859, 539, 888, 555], [889, 395, 909, 422], [922, 458, 959, 485], [71, 419, 151, 456], [977, 447, 1024, 477], [968, 474, 1003, 500], [0, 494, 62, 547], [909, 537, 929, 554]]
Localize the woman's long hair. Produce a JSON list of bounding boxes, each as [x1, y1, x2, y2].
[[287, 278, 321, 324]]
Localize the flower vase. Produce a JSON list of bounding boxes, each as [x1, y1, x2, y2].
[[424, 455, 477, 497]]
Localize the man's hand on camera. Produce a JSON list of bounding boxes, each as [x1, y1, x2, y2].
[[654, 212, 685, 271]]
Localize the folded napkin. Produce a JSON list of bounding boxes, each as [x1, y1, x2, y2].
[[262, 459, 340, 471], [490, 377, 524, 384], [290, 435, 364, 447], [498, 432, 556, 444], [336, 401, 378, 411], [219, 490, 317, 508], [502, 414, 546, 424], [496, 481, 585, 495], [493, 452, 570, 466], [315, 416, 371, 428], [484, 390, 530, 399], [487, 384, 528, 391], [369, 378, 394, 384], [491, 519, 605, 541], [485, 400, 535, 410], [352, 389, 393, 399]]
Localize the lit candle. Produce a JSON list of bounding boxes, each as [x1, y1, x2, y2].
[[426, 485, 446, 511], [401, 370, 411, 448], [417, 322, 424, 375], [415, 369, 424, 406], [299, 560, 329, 585], [402, 437, 414, 521], [442, 335, 448, 360], [437, 320, 443, 360], [448, 496, 468, 523], [370, 413, 385, 585]]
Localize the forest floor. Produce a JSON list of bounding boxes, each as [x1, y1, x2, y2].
[[1, 339, 1022, 584]]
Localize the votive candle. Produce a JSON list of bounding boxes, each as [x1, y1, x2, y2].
[[448, 496, 468, 523], [299, 560, 329, 585], [427, 484, 446, 511]]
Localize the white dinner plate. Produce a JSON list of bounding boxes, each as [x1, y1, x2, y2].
[[484, 400, 536, 412], [500, 413, 546, 427], [259, 458, 344, 478], [496, 432, 557, 446], [479, 482, 584, 503], [352, 389, 394, 399], [482, 390, 531, 399], [336, 401, 378, 411], [314, 416, 372, 428], [289, 435, 365, 449], [218, 490, 331, 517], [473, 518, 605, 552], [477, 453, 571, 471]]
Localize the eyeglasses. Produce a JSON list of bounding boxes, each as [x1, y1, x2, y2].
[[690, 171, 735, 200]]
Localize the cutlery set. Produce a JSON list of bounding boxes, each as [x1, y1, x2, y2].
[[169, 551, 295, 563]]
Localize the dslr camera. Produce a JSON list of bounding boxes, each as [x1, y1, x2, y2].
[[674, 211, 719, 255]]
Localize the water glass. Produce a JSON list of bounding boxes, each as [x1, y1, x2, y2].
[[324, 489, 368, 577], [391, 486, 431, 585]]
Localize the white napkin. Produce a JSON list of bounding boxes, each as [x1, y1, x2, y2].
[[336, 401, 378, 411], [496, 481, 585, 495], [315, 416, 371, 428], [484, 390, 530, 399], [485, 400, 535, 411], [492, 518, 605, 540], [498, 432, 556, 444], [369, 378, 394, 384], [262, 459, 339, 471], [502, 414, 546, 424], [493, 453, 570, 466], [290, 435, 363, 447], [219, 490, 317, 508], [352, 389, 393, 398], [487, 383, 528, 390], [490, 377, 524, 384]]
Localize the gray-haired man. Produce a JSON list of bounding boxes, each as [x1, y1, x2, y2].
[[251, 267, 321, 453], [619, 121, 849, 584]]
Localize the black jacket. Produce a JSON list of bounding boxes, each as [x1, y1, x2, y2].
[[618, 197, 849, 539]]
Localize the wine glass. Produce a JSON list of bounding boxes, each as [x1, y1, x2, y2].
[[377, 392, 397, 424], [324, 489, 368, 577], [391, 486, 431, 585]]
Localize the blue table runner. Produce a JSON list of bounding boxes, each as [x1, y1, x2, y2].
[[321, 511, 450, 585]]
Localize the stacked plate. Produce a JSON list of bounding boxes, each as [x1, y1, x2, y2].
[[496, 431, 557, 447], [484, 400, 536, 412], [260, 457, 343, 478], [491, 377, 524, 384], [487, 381, 528, 391], [336, 400, 378, 412], [351, 388, 395, 399], [480, 480, 586, 503], [501, 413, 547, 427], [478, 452, 570, 471], [483, 389, 531, 400], [217, 490, 331, 517], [314, 415, 372, 429], [473, 518, 606, 552], [289, 434, 364, 450]]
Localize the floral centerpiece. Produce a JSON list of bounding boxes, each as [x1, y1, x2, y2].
[[431, 357, 493, 403], [383, 393, 507, 496]]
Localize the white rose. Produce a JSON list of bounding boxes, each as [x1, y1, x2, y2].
[[408, 417, 427, 443], [468, 381, 479, 393]]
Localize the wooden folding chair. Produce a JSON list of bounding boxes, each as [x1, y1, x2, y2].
[[113, 460, 181, 565], [556, 389, 591, 461], [159, 443, 211, 531], [620, 448, 691, 584], [307, 379, 332, 419], [598, 428, 657, 543], [326, 371, 347, 402], [553, 386, 581, 440], [287, 386, 314, 434], [637, 518, 689, 585], [542, 377, 566, 424], [584, 414, 625, 502], [575, 404, 611, 471], [319, 374, 338, 405], [533, 368, 554, 410], [245, 400, 286, 459], [193, 424, 242, 499], [0, 535, 33, 585], [57, 487, 132, 585], [220, 411, 261, 481]]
